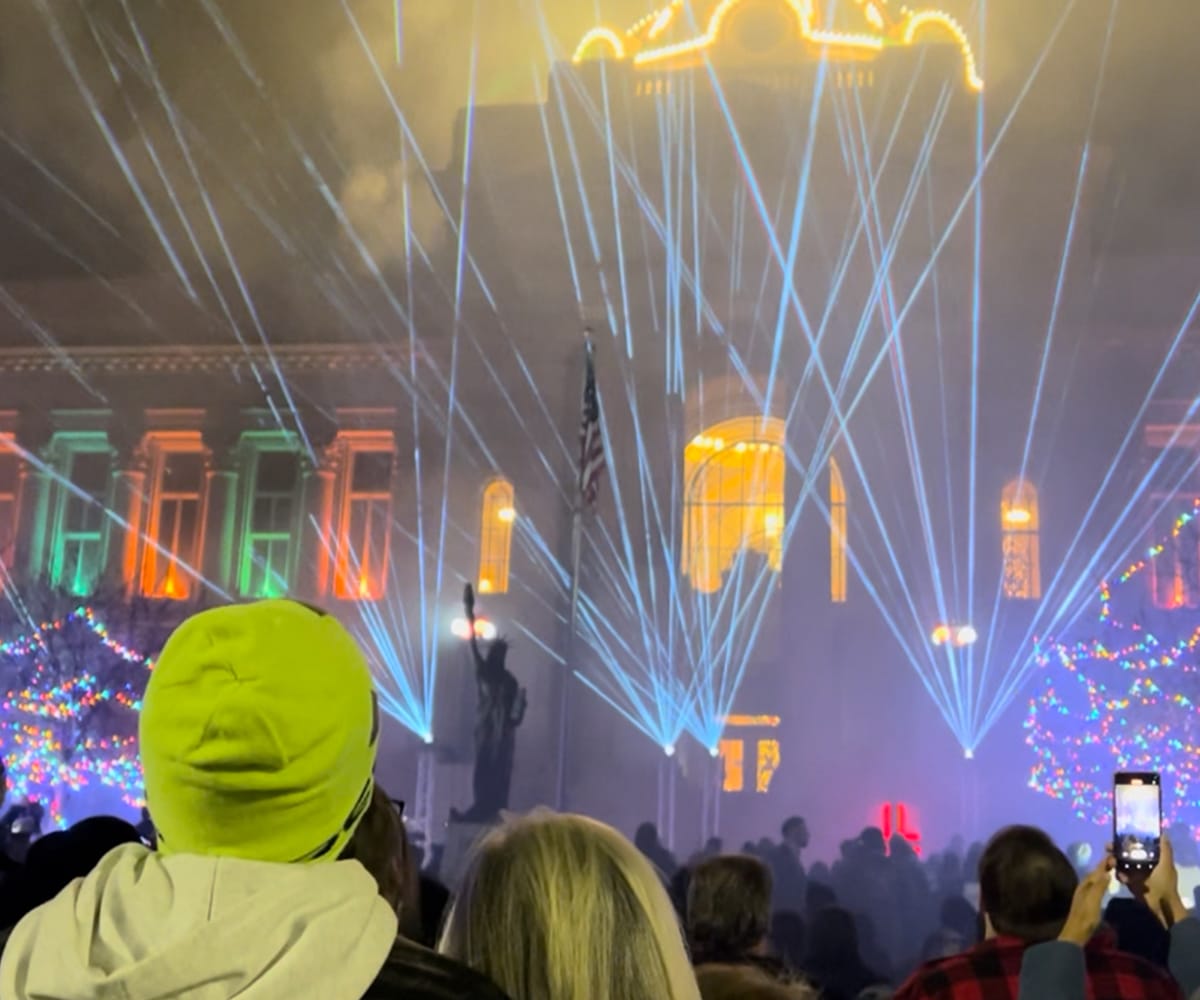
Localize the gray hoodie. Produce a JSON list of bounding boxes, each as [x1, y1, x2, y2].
[[0, 843, 398, 999]]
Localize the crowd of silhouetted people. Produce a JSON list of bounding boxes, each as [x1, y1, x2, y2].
[[0, 599, 1198, 999]]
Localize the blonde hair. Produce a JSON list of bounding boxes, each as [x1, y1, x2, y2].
[[439, 811, 701, 1000]]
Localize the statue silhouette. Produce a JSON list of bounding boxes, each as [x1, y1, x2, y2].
[[456, 584, 526, 823]]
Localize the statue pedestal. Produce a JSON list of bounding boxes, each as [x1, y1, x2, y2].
[[441, 819, 498, 891]]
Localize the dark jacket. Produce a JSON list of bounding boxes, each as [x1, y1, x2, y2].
[[362, 937, 512, 1000]]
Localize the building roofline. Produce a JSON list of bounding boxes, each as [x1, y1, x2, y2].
[[0, 343, 413, 376]]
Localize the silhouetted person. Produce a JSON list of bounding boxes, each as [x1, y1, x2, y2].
[[0, 816, 140, 931], [771, 817, 809, 914], [803, 906, 887, 1000], [939, 896, 979, 948], [806, 881, 838, 920], [459, 584, 526, 823], [0, 800, 43, 865], [634, 821, 678, 878], [771, 910, 806, 974]]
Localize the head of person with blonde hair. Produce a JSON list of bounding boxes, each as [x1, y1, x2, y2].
[[439, 810, 701, 1000]]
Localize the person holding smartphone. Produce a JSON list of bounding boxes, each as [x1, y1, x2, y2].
[[895, 823, 1182, 1000], [1019, 774, 1200, 1000], [1020, 835, 1200, 1000]]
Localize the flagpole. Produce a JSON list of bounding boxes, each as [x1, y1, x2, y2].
[[556, 332, 594, 811], [556, 498, 583, 811]]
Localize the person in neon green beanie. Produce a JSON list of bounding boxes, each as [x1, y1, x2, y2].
[[0, 600, 511, 1000], [141, 599, 379, 864]]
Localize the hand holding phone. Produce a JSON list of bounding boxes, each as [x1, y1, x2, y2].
[[1118, 831, 1189, 929], [1113, 772, 1161, 875]]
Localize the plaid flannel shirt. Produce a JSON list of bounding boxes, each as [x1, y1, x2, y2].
[[894, 932, 1185, 1000]]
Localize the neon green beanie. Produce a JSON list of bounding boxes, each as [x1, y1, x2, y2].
[[140, 600, 379, 864]]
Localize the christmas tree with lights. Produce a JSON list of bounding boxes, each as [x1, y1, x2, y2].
[[1026, 499, 1200, 840], [0, 587, 173, 827]]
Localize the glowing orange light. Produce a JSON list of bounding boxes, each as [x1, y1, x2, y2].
[[720, 738, 745, 791], [577, 0, 982, 92], [757, 739, 780, 793], [725, 714, 782, 728], [497, 506, 516, 523], [931, 624, 952, 646], [162, 564, 184, 600], [452, 617, 497, 641], [478, 579, 493, 594], [1005, 508, 1033, 526], [358, 574, 372, 599], [902, 10, 983, 91], [572, 27, 627, 64]]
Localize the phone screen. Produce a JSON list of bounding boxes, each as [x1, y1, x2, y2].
[[1114, 773, 1161, 871]]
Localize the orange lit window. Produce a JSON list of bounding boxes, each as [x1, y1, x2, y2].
[[1001, 480, 1041, 600], [1151, 502, 1200, 609], [684, 417, 785, 593], [334, 445, 394, 601], [831, 458, 847, 603], [756, 739, 781, 793], [719, 738, 745, 792], [478, 478, 515, 595], [0, 436, 20, 574], [141, 435, 207, 600]]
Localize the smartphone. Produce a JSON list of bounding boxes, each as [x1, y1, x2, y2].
[[1113, 772, 1162, 874]]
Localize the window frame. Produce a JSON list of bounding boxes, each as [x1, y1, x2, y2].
[[683, 417, 786, 595], [478, 477, 515, 595], [140, 433, 208, 600], [1001, 479, 1041, 601], [238, 438, 302, 599], [333, 433, 395, 602], [48, 434, 112, 596]]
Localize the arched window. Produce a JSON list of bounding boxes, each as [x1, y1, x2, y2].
[[830, 458, 847, 604], [684, 417, 785, 594], [1001, 480, 1041, 600], [479, 478, 515, 595]]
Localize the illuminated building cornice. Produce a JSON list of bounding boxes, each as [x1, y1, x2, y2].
[[573, 0, 982, 92], [0, 344, 412, 377]]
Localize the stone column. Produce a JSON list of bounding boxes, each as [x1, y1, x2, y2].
[[14, 417, 53, 584], [201, 425, 243, 597], [291, 410, 340, 603], [299, 446, 340, 602], [104, 423, 149, 596]]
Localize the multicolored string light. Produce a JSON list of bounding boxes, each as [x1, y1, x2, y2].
[[1027, 500, 1200, 837], [0, 607, 154, 826]]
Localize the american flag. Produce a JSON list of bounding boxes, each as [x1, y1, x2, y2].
[[578, 340, 605, 509]]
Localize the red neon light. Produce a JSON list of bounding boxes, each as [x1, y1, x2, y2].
[[880, 802, 922, 855]]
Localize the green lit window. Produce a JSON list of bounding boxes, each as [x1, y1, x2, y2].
[[51, 446, 111, 596], [240, 449, 300, 598]]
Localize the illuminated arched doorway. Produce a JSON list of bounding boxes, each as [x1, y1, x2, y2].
[[684, 417, 786, 594]]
